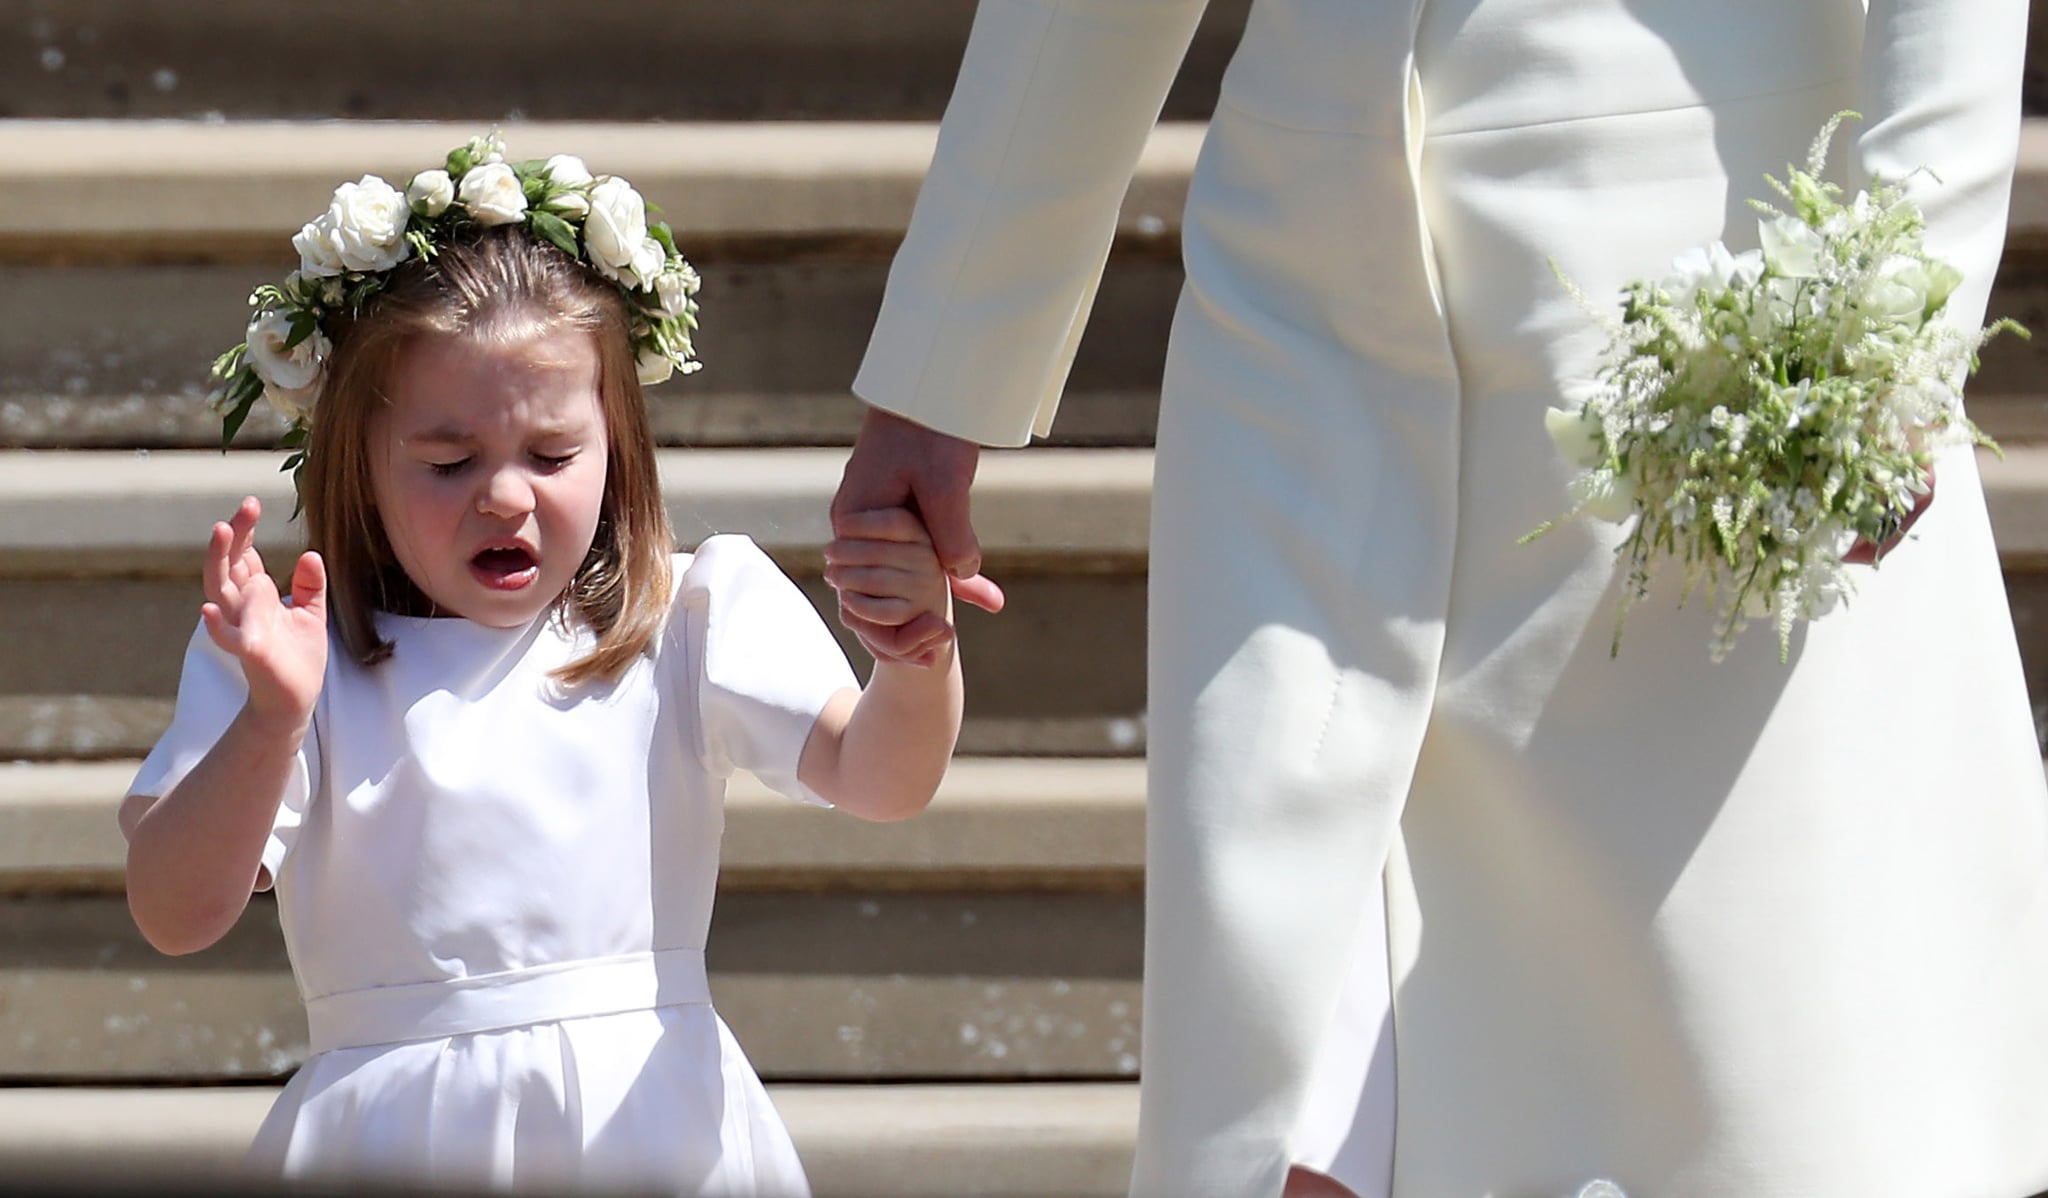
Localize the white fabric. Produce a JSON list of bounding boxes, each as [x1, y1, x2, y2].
[[128, 535, 858, 1196], [854, 1, 2048, 1196]]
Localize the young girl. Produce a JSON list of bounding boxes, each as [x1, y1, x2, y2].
[[119, 141, 963, 1197]]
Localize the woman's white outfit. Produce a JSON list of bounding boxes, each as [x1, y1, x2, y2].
[[853, 1, 2048, 1195], [127, 537, 857, 1197]]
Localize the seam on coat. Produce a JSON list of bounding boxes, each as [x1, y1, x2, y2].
[[1428, 75, 1856, 140], [900, 0, 1066, 414], [1214, 92, 1406, 140]]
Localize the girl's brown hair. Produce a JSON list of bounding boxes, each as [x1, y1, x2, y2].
[[302, 226, 674, 689]]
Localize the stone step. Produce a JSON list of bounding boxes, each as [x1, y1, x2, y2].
[[2, 894, 1144, 1083], [8, 120, 2048, 449], [6, 0, 2048, 129], [0, 757, 1146, 895], [0, 1083, 1138, 1198], [4, 446, 2048, 761], [0, 758, 1145, 1082], [1, 0, 1249, 124]]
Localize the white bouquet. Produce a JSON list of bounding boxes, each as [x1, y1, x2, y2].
[[1533, 114, 2022, 661]]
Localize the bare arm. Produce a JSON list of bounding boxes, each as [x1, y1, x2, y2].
[[797, 509, 966, 821], [123, 497, 328, 954]]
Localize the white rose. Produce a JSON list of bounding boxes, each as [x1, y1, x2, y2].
[[245, 309, 330, 419], [458, 162, 529, 226], [1661, 241, 1762, 306], [1861, 255, 1940, 326], [407, 168, 454, 217], [1544, 405, 1605, 470], [545, 155, 594, 187], [652, 262, 700, 319], [323, 175, 413, 273], [292, 218, 347, 278], [636, 346, 676, 386], [539, 155, 595, 217], [585, 177, 659, 287], [1758, 214, 1826, 279]]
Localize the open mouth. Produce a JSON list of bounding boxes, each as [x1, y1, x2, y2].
[[470, 545, 540, 591]]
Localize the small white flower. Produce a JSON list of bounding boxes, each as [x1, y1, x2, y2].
[[244, 308, 329, 420], [636, 345, 676, 386], [652, 261, 701, 320], [1544, 406, 1605, 470], [406, 168, 454, 217], [1571, 467, 1636, 523], [1758, 214, 1826, 278], [466, 132, 506, 165], [1662, 241, 1762, 305], [291, 218, 347, 278], [584, 176, 664, 288], [457, 162, 529, 226]]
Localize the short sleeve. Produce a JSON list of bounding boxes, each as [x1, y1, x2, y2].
[[673, 535, 860, 807], [125, 620, 321, 889]]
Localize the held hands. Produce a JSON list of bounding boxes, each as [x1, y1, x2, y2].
[[824, 509, 956, 669], [202, 496, 328, 731], [830, 407, 1004, 664]]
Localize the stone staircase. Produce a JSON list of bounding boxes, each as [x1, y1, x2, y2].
[[6, 3, 2048, 1196]]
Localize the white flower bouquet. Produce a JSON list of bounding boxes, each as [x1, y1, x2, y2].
[[209, 133, 703, 492], [1533, 114, 2022, 661]]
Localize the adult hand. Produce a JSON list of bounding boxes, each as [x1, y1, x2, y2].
[[1844, 465, 1937, 565], [831, 407, 1005, 663]]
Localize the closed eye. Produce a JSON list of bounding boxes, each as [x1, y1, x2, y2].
[[533, 451, 579, 470], [427, 458, 471, 477]]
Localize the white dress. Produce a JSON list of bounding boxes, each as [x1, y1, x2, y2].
[[126, 535, 857, 1197]]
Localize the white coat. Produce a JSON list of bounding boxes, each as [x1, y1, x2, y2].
[[853, 2, 2048, 1195]]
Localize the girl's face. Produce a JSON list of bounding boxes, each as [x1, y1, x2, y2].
[[370, 328, 610, 628]]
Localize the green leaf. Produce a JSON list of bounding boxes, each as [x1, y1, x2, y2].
[[528, 209, 580, 258], [522, 173, 550, 204], [446, 147, 477, 178], [278, 424, 308, 449], [283, 310, 319, 351], [221, 385, 258, 449], [648, 221, 677, 255]]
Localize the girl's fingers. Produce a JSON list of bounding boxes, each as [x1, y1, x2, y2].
[[841, 609, 954, 665], [825, 537, 921, 569], [291, 551, 328, 622], [199, 602, 241, 657], [203, 522, 235, 607], [835, 588, 922, 626], [226, 497, 264, 586], [824, 562, 933, 601], [830, 507, 933, 546]]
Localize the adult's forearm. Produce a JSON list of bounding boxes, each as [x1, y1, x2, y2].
[[124, 706, 304, 955]]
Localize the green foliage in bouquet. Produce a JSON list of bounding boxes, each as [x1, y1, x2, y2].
[[1532, 113, 2024, 662]]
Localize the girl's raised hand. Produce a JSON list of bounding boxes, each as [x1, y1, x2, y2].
[[824, 507, 954, 668], [200, 496, 328, 730]]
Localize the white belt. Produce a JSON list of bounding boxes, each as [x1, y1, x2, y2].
[[304, 947, 712, 1054]]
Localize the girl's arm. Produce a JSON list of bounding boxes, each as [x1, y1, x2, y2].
[[123, 497, 329, 955], [797, 509, 966, 822]]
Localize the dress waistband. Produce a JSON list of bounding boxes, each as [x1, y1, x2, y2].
[[304, 947, 712, 1055]]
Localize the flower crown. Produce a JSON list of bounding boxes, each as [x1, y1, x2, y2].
[[208, 133, 702, 483]]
